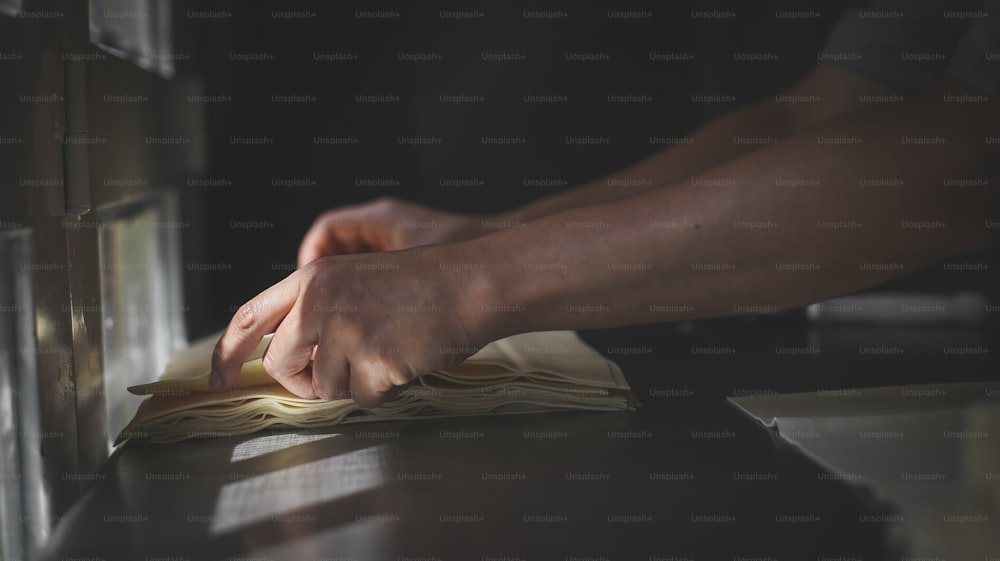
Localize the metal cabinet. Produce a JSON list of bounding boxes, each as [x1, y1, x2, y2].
[[0, 1, 199, 557]]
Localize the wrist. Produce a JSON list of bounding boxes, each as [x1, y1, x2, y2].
[[447, 235, 525, 346]]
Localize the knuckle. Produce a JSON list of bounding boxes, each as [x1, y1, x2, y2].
[[299, 264, 331, 300], [349, 382, 381, 409], [356, 355, 408, 391], [383, 364, 410, 388], [234, 301, 260, 333]]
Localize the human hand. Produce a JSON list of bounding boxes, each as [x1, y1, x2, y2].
[[297, 197, 485, 267], [211, 243, 498, 408]]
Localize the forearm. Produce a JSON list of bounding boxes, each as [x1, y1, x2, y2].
[[497, 64, 900, 224], [497, 100, 799, 223], [461, 78, 998, 341]]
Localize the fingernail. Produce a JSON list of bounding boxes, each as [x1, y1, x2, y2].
[[209, 371, 223, 390]]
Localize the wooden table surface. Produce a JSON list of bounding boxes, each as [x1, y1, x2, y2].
[[35, 317, 998, 560]]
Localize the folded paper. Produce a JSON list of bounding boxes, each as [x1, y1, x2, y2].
[[118, 331, 638, 444]]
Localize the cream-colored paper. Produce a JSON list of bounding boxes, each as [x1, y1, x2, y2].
[[118, 331, 638, 444]]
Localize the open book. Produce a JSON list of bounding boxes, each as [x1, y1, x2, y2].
[[118, 331, 639, 444]]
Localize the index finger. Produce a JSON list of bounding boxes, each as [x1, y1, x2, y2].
[[211, 272, 301, 390]]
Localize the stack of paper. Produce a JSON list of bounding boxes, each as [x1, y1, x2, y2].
[[118, 331, 638, 444]]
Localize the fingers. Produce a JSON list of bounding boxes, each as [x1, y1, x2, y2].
[[310, 331, 405, 407], [271, 363, 319, 399], [298, 210, 369, 268], [211, 273, 300, 390], [349, 356, 402, 409], [261, 300, 319, 398], [311, 336, 352, 401], [214, 250, 426, 410]]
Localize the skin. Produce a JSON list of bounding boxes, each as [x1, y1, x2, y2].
[[210, 65, 999, 407]]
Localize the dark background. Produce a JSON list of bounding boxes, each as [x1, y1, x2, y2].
[[170, 0, 999, 338]]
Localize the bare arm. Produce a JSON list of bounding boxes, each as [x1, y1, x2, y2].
[[468, 76, 999, 339], [497, 63, 901, 223]]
